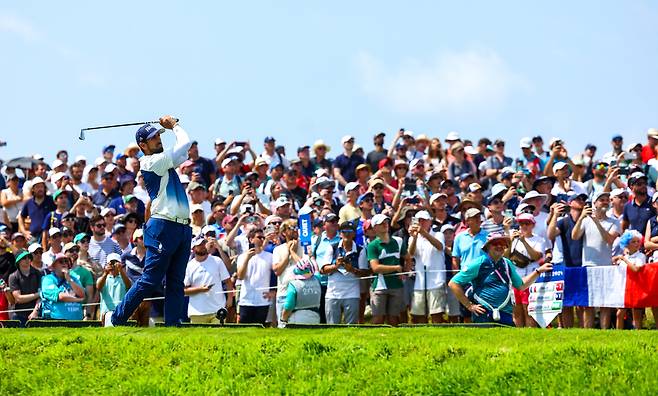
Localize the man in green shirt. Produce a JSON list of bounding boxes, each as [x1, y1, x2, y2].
[[64, 242, 95, 319], [367, 214, 409, 326], [448, 232, 552, 326]]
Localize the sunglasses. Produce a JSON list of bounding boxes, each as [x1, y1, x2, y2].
[[270, 221, 282, 225], [594, 164, 608, 170], [94, 223, 106, 228]]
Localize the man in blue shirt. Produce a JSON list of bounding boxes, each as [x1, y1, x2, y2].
[[18, 177, 55, 243], [333, 136, 364, 189], [452, 208, 488, 271], [449, 232, 553, 325], [622, 172, 655, 232], [40, 253, 85, 320], [106, 115, 193, 327]]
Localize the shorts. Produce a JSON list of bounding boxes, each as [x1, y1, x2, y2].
[[410, 288, 447, 316], [189, 313, 220, 324], [370, 288, 404, 317], [239, 305, 269, 325], [514, 288, 529, 305]]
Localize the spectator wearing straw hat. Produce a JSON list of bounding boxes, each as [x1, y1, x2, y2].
[[18, 177, 55, 243], [449, 232, 552, 326], [40, 253, 85, 320], [311, 140, 332, 172]]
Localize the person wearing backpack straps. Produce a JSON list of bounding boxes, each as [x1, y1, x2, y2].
[[448, 231, 553, 326]]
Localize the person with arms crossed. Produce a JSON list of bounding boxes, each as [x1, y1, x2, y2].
[[106, 115, 193, 327]]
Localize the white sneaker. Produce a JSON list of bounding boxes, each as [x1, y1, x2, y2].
[[103, 311, 115, 327]]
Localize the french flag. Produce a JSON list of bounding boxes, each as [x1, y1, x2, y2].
[[563, 263, 658, 308]]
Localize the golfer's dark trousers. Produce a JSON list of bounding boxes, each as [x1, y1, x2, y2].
[[112, 218, 192, 326]]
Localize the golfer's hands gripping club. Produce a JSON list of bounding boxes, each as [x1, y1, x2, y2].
[[159, 115, 179, 129]]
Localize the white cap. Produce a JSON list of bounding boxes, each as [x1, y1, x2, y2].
[[371, 214, 390, 226], [522, 190, 548, 203], [515, 202, 533, 215], [403, 130, 414, 137], [105, 163, 117, 173], [440, 224, 455, 233], [468, 183, 483, 192], [553, 162, 569, 171], [74, 155, 87, 163], [191, 237, 206, 247], [29, 176, 45, 188], [345, 182, 360, 193], [429, 192, 447, 205], [464, 208, 481, 219], [51, 172, 67, 184], [626, 142, 642, 152], [107, 253, 122, 263], [94, 157, 107, 166], [610, 188, 628, 198], [341, 135, 355, 144], [51, 159, 65, 169], [28, 243, 42, 253], [445, 131, 460, 141], [464, 145, 479, 156], [48, 227, 61, 237], [409, 158, 424, 168], [179, 174, 190, 184], [32, 153, 44, 161], [190, 203, 204, 213], [519, 137, 533, 149], [414, 210, 432, 220], [273, 197, 291, 209], [353, 144, 363, 152], [133, 229, 144, 239], [265, 215, 283, 225], [100, 207, 116, 217], [549, 137, 563, 147], [214, 138, 226, 145], [201, 225, 216, 236], [221, 157, 235, 168], [490, 183, 507, 198]]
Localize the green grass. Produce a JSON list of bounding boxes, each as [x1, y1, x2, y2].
[[1, 327, 657, 395]]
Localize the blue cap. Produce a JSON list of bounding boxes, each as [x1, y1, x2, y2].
[[568, 193, 588, 203], [612, 134, 623, 141], [135, 123, 162, 144], [116, 153, 127, 161], [103, 144, 116, 153], [458, 172, 473, 181], [357, 191, 374, 205], [395, 143, 406, 150], [119, 173, 136, 186], [264, 136, 275, 143]]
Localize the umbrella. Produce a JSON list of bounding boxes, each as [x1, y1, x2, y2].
[[5, 157, 39, 169]]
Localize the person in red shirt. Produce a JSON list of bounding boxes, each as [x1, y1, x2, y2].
[[641, 128, 658, 163]]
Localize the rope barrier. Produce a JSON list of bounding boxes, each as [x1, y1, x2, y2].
[[0, 268, 460, 315]]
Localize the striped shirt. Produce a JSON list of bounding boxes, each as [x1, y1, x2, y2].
[[89, 236, 122, 267]]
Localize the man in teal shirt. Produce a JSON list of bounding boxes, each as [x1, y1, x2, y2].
[[449, 232, 552, 326], [40, 253, 85, 320]]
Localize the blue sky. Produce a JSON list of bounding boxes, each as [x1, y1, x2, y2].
[[1, 1, 657, 164]]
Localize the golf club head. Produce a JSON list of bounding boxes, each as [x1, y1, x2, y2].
[[79, 129, 86, 140]]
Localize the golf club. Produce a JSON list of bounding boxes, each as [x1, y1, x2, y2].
[[79, 118, 179, 140]]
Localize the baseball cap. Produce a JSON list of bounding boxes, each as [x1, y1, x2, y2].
[[135, 124, 163, 144], [15, 250, 31, 264], [519, 137, 533, 149], [107, 253, 122, 263], [345, 182, 360, 193], [468, 183, 483, 193], [610, 188, 628, 199], [323, 213, 338, 223], [592, 191, 611, 203], [191, 237, 206, 247], [568, 193, 588, 203], [464, 208, 481, 219], [28, 243, 43, 253], [445, 131, 460, 141], [112, 224, 126, 235], [11, 232, 25, 241], [214, 138, 226, 146], [62, 242, 77, 253], [264, 215, 283, 226], [105, 163, 117, 173], [629, 172, 648, 185], [341, 135, 355, 144], [429, 192, 447, 205], [221, 157, 236, 168], [264, 136, 276, 143], [490, 183, 507, 198], [440, 224, 455, 233], [357, 192, 374, 205], [122, 195, 137, 204], [187, 181, 207, 191], [51, 159, 65, 169], [48, 227, 61, 237], [190, 204, 204, 213], [414, 210, 432, 221], [409, 158, 424, 168], [553, 162, 569, 171], [100, 207, 116, 217], [297, 145, 310, 153], [73, 233, 89, 244], [371, 214, 390, 226], [51, 172, 67, 184], [273, 197, 291, 209], [612, 134, 623, 141], [119, 174, 136, 186], [374, 132, 386, 138], [393, 159, 408, 169]]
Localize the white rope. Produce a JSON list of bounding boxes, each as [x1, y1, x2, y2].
[[0, 268, 460, 315]]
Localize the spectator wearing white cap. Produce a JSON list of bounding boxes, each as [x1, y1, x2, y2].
[[184, 237, 233, 324], [97, 252, 132, 318], [516, 137, 545, 175], [452, 208, 488, 277], [428, 193, 459, 232], [338, 182, 363, 224], [28, 243, 44, 271], [607, 188, 628, 222], [521, 190, 550, 239], [41, 227, 63, 268], [333, 135, 364, 188], [550, 161, 586, 197], [367, 214, 408, 326], [407, 210, 447, 324], [571, 190, 620, 329]]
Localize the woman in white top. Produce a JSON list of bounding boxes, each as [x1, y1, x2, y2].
[[613, 230, 652, 330], [1, 174, 23, 232], [236, 228, 274, 325], [509, 213, 550, 327]]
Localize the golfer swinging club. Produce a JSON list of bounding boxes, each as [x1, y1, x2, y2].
[[105, 115, 193, 327]]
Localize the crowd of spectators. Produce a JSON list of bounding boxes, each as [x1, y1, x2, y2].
[[1, 127, 658, 329]]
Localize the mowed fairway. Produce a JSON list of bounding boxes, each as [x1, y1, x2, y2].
[[1, 327, 657, 395]]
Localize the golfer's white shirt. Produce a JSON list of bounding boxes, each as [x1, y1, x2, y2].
[[140, 125, 192, 221]]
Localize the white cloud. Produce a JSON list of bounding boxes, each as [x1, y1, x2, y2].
[[356, 49, 529, 117], [0, 14, 40, 41]]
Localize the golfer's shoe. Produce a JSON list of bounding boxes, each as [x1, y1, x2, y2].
[[103, 311, 115, 327]]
